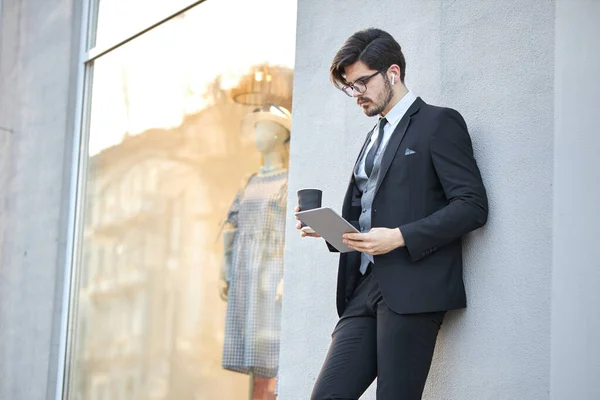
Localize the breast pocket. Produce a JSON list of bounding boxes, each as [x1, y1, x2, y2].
[[393, 146, 421, 160], [389, 150, 427, 193], [391, 150, 421, 171], [386, 153, 414, 186]]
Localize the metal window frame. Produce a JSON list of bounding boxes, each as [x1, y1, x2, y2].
[[55, 1, 207, 399]]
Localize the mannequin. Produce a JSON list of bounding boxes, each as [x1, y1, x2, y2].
[[220, 104, 290, 399]]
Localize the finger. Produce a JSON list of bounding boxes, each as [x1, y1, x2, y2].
[[295, 206, 300, 212], [345, 238, 368, 246], [348, 241, 373, 253], [296, 222, 302, 230], [344, 233, 367, 241], [346, 242, 366, 252], [300, 231, 320, 238]]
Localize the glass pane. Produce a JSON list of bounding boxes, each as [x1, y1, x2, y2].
[[92, 0, 199, 49], [68, 1, 296, 399]]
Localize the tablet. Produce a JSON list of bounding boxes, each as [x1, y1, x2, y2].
[[295, 207, 359, 253]]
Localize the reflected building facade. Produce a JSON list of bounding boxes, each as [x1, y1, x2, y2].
[[72, 87, 283, 399]]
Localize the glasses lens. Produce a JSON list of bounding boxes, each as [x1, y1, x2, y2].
[[354, 81, 367, 93], [342, 82, 367, 97]]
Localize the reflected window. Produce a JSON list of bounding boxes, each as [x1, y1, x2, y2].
[[68, 1, 296, 399], [93, 0, 200, 49]]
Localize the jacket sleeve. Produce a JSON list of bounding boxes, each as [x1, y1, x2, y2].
[[399, 109, 488, 262]]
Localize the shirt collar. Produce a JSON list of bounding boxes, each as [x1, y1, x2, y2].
[[381, 91, 417, 127]]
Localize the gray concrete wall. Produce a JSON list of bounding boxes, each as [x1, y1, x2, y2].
[[0, 0, 81, 399], [280, 1, 555, 399], [552, 1, 600, 399]]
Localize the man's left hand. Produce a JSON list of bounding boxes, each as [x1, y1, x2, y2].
[[343, 228, 405, 256]]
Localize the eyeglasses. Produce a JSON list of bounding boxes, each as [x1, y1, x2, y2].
[[341, 69, 385, 97]]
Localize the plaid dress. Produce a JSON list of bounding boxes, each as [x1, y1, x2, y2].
[[222, 171, 287, 378]]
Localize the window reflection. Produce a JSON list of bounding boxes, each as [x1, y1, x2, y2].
[[70, 1, 296, 399], [93, 0, 200, 49]]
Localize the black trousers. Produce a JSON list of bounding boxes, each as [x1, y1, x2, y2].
[[311, 266, 446, 400]]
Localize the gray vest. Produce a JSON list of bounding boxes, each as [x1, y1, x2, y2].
[[354, 130, 386, 274]]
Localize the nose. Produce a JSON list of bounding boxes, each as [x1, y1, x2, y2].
[[351, 88, 361, 98]]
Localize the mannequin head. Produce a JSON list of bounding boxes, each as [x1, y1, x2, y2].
[[242, 103, 292, 172], [254, 120, 290, 154]]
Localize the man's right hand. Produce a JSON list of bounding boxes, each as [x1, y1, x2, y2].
[[295, 206, 321, 238]]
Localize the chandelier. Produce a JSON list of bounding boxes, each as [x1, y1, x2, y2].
[[229, 64, 293, 111]]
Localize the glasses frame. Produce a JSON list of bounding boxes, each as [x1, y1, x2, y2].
[[341, 68, 387, 97]]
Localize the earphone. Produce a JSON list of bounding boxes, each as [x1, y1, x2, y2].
[[391, 74, 396, 85]]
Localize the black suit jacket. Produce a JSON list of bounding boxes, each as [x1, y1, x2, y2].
[[331, 97, 488, 317]]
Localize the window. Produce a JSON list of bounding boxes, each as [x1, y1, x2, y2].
[[66, 1, 297, 398]]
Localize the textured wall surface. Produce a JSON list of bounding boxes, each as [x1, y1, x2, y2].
[[552, 1, 600, 399], [280, 1, 555, 399], [0, 0, 80, 398]]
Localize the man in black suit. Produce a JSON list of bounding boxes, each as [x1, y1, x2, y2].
[[295, 28, 488, 399]]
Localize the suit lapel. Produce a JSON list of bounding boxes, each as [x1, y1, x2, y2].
[[374, 97, 423, 196]]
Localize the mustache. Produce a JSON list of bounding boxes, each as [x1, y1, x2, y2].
[[357, 96, 372, 104]]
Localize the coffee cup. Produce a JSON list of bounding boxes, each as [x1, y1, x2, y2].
[[297, 189, 323, 232]]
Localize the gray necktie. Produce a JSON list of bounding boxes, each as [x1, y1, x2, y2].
[[364, 117, 387, 177]]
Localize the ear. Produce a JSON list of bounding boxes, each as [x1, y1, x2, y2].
[[387, 64, 402, 82]]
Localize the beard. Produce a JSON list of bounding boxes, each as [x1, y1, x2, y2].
[[358, 76, 394, 117]]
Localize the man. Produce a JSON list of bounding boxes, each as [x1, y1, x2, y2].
[[295, 28, 488, 399]]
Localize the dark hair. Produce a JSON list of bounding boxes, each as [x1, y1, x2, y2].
[[330, 28, 406, 89]]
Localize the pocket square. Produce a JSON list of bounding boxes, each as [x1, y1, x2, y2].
[[404, 148, 416, 156]]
